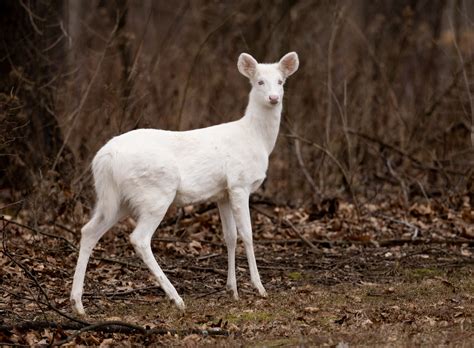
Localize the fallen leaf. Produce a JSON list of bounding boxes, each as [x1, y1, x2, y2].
[[304, 306, 320, 313]]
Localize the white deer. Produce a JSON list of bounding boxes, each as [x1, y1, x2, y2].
[[70, 52, 299, 315]]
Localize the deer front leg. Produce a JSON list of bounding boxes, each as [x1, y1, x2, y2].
[[218, 198, 238, 300], [228, 188, 267, 297]]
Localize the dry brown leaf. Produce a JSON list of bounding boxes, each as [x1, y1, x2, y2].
[[304, 306, 320, 313]]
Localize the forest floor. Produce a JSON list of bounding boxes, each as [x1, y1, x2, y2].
[[1, 197, 473, 346]]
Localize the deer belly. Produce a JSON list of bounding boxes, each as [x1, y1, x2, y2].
[[173, 173, 226, 206]]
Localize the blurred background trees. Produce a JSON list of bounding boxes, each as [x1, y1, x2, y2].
[[0, 0, 69, 190], [1, 0, 473, 217]]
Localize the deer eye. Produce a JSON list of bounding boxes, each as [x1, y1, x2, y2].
[[258, 80, 264, 85], [278, 79, 283, 85]]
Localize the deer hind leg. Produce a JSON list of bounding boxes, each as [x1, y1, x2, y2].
[[229, 188, 267, 297], [71, 207, 124, 315], [218, 197, 239, 300], [129, 193, 184, 311]]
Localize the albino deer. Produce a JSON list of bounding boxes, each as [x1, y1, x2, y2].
[[70, 52, 299, 315]]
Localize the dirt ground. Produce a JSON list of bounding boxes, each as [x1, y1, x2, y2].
[[1, 199, 473, 346]]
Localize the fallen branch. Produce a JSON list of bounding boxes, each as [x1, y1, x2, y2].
[[282, 218, 320, 252], [1, 221, 87, 326], [0, 320, 230, 346], [253, 237, 474, 247], [1, 216, 150, 270], [83, 286, 163, 298], [375, 213, 420, 239], [188, 266, 227, 276], [2, 216, 78, 251], [251, 205, 319, 252]]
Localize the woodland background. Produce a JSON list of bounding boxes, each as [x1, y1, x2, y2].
[[0, 0, 473, 346], [1, 0, 473, 212]]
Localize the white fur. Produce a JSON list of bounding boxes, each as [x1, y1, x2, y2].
[[70, 52, 299, 315]]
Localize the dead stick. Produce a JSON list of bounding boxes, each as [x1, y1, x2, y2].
[[2, 216, 78, 251], [1, 223, 88, 325], [250, 205, 319, 252], [283, 218, 319, 252], [83, 286, 162, 298], [254, 237, 474, 247], [294, 138, 319, 196]]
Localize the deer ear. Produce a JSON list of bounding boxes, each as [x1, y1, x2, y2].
[[279, 52, 299, 77], [238, 53, 258, 78]]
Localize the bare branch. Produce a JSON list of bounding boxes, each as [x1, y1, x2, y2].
[[176, 12, 235, 130], [450, 18, 474, 148], [294, 138, 319, 197], [19, 0, 44, 35], [283, 132, 361, 217], [51, 13, 121, 171]]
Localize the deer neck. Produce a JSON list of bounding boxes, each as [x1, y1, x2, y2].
[[243, 89, 282, 156]]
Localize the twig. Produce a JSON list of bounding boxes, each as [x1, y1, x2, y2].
[[1, 222, 88, 326], [385, 158, 409, 207], [176, 12, 235, 130], [197, 253, 222, 261], [253, 237, 474, 247], [419, 57, 469, 120], [326, 5, 346, 145], [0, 320, 230, 346], [1, 219, 231, 342], [194, 288, 226, 299], [83, 286, 163, 298], [173, 207, 184, 235], [250, 205, 319, 252], [51, 13, 121, 171], [150, 1, 190, 74], [283, 133, 361, 217], [254, 238, 331, 246], [375, 213, 420, 240], [52, 222, 75, 234], [293, 138, 319, 197], [52, 321, 146, 345], [1, 216, 152, 271], [1, 222, 232, 343], [450, 18, 474, 148], [153, 236, 223, 247], [59, 20, 72, 48], [19, 0, 44, 35], [346, 17, 407, 143], [90, 255, 147, 270], [1, 216, 78, 251], [188, 266, 226, 276], [0, 200, 24, 211], [283, 218, 320, 252], [127, 8, 152, 83], [42, 33, 64, 53], [345, 129, 466, 176], [341, 80, 353, 176]]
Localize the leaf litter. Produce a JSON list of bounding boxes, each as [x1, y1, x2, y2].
[[0, 194, 473, 346]]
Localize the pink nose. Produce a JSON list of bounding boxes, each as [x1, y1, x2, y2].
[[269, 95, 279, 104]]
